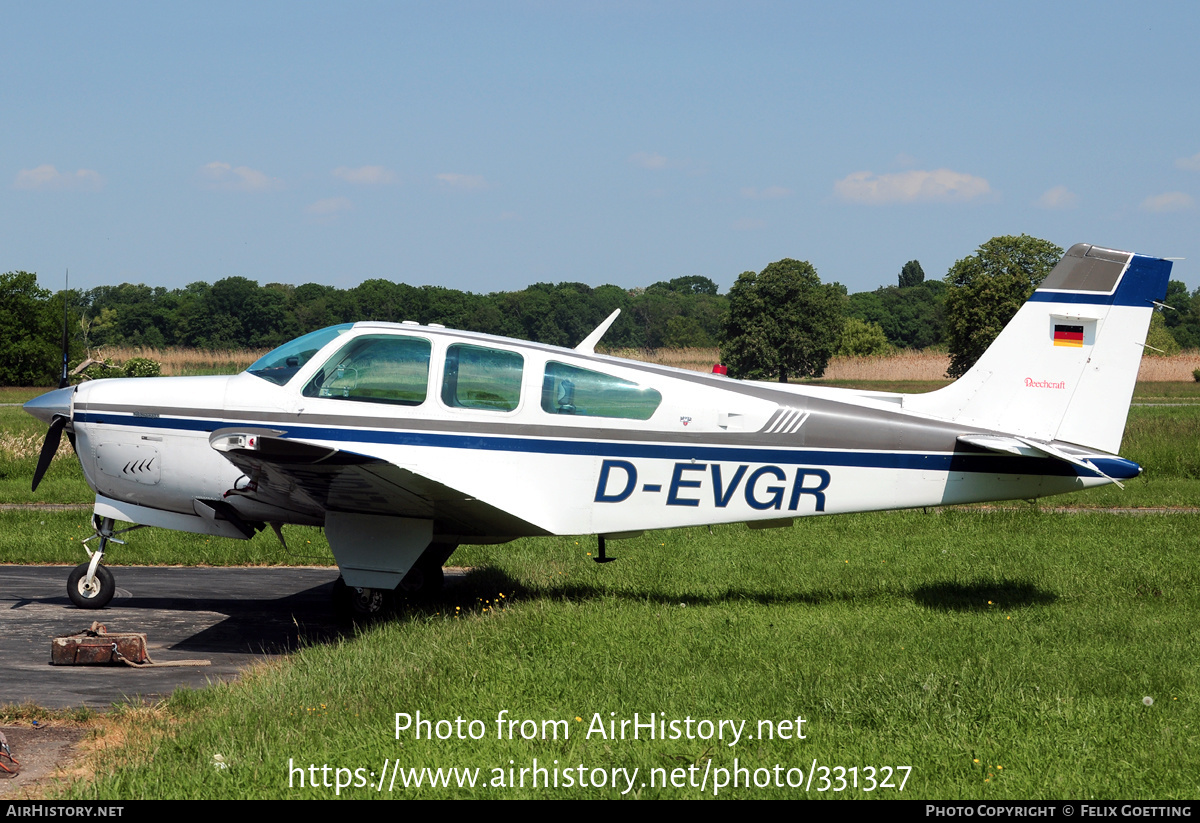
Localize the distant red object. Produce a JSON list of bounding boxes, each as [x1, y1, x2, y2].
[[711, 364, 728, 376]]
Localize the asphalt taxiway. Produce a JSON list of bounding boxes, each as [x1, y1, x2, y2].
[[1, 566, 344, 709]]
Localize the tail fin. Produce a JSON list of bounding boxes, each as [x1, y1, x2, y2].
[[904, 243, 1172, 454]]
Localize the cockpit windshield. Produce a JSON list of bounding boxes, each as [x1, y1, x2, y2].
[[246, 324, 354, 386]]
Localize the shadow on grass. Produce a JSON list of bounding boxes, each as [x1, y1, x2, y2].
[[422, 568, 1060, 613], [911, 578, 1057, 611], [65, 569, 1057, 660]]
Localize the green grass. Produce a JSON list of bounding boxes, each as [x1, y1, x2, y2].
[[0, 387, 43, 404], [1113, 405, 1200, 480], [1133, 382, 1200, 401], [44, 512, 1200, 799], [0, 510, 333, 565]]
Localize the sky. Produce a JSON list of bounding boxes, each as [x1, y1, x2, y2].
[[3, 1, 1199, 297]]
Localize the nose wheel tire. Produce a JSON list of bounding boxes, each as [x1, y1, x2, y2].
[[67, 564, 115, 609]]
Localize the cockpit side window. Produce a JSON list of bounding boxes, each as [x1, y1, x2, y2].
[[441, 344, 523, 411], [302, 334, 431, 406], [541, 361, 662, 420], [247, 323, 354, 386]]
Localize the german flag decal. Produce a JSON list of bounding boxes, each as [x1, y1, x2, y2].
[[1054, 324, 1084, 347]]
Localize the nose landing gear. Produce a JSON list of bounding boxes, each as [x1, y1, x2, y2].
[[67, 516, 143, 609]]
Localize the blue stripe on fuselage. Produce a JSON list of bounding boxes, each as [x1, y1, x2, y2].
[[75, 411, 1137, 479]]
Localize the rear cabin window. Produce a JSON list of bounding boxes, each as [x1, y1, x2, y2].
[[302, 334, 431, 406], [442, 344, 523, 411], [541, 361, 662, 420]]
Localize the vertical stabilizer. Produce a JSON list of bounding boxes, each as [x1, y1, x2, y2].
[[903, 244, 1172, 454]]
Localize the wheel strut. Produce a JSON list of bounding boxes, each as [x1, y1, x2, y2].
[[69, 516, 144, 609], [83, 517, 120, 573]]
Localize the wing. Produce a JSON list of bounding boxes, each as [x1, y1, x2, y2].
[[209, 428, 547, 538]]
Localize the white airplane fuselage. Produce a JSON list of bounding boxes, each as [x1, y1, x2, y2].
[[65, 328, 1121, 535]]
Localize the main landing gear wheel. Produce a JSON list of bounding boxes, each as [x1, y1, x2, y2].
[[332, 576, 392, 618], [396, 562, 445, 599], [67, 563, 115, 609], [395, 542, 455, 601]]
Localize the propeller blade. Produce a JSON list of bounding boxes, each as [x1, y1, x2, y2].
[[32, 415, 66, 492]]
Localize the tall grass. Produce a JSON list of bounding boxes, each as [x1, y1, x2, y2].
[[0, 429, 72, 462], [600, 347, 721, 373], [0, 407, 79, 503], [1136, 352, 1200, 382], [822, 351, 950, 382], [96, 346, 269, 376]]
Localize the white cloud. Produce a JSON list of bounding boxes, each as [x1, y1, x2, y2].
[[1141, 191, 1194, 213], [1175, 152, 1200, 171], [1036, 185, 1078, 209], [833, 168, 991, 204], [13, 165, 104, 191], [630, 152, 668, 170], [740, 185, 792, 200], [333, 165, 396, 185], [435, 172, 487, 190], [306, 196, 353, 216], [198, 161, 280, 191]]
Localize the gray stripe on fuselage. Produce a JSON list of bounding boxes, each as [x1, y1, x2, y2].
[[78, 393, 1111, 460]]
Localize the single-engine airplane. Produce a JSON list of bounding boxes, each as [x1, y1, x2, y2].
[[25, 243, 1172, 614]]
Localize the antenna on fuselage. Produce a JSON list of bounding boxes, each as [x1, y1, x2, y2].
[[59, 270, 70, 389], [575, 309, 621, 355]]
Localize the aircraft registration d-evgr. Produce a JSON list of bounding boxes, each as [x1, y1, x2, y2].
[[25, 243, 1172, 614]]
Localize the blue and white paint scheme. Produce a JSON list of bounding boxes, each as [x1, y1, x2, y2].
[[24, 243, 1172, 612]]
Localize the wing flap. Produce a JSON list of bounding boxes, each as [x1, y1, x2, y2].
[[210, 429, 547, 538]]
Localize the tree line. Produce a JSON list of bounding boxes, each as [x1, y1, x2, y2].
[[72, 274, 729, 352], [3, 234, 1198, 386]]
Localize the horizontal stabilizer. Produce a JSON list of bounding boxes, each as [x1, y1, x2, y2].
[[957, 434, 1127, 488]]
